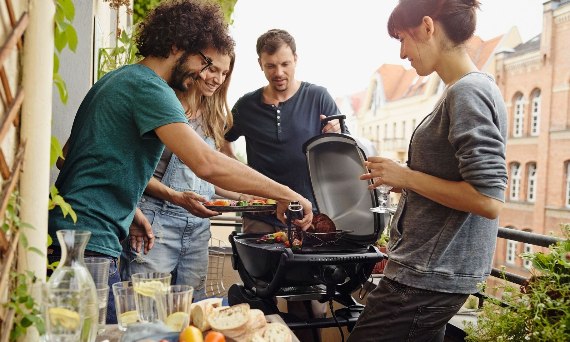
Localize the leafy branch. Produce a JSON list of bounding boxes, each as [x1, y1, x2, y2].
[[53, 0, 77, 104], [1, 193, 45, 341]]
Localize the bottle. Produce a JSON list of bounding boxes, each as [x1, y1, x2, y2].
[[46, 230, 98, 342], [286, 201, 303, 246]]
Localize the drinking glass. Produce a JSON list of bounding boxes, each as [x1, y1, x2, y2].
[[84, 257, 111, 288], [131, 272, 171, 323], [163, 285, 193, 332], [370, 184, 393, 213], [43, 284, 85, 342], [112, 281, 139, 331], [95, 286, 109, 334]]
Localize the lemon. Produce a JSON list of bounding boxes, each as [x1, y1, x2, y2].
[[119, 310, 139, 325], [133, 280, 166, 297], [165, 311, 190, 331], [179, 325, 203, 342], [48, 307, 81, 330]]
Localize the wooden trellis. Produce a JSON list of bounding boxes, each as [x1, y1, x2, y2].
[[0, 0, 28, 338]]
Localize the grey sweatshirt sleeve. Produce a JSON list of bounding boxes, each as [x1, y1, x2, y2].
[[446, 75, 508, 202]]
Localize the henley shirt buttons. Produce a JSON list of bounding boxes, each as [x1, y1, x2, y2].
[[277, 116, 281, 119], [277, 109, 281, 113]]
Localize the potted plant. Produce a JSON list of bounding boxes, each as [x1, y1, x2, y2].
[[464, 223, 570, 341], [372, 231, 389, 275]]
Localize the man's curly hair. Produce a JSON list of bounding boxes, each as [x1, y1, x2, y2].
[[136, 0, 234, 58]]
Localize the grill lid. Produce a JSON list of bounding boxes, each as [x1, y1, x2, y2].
[[303, 116, 384, 246]]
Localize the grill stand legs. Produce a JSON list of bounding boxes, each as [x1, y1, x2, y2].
[[228, 284, 366, 333]]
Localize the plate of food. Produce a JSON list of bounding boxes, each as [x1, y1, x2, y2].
[[204, 198, 277, 212]]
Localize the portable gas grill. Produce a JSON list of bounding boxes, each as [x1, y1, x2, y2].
[[228, 115, 387, 334]]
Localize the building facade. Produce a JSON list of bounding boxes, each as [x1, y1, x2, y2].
[[494, 0, 570, 275]]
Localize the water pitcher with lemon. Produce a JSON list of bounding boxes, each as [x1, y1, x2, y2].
[[46, 230, 98, 341]]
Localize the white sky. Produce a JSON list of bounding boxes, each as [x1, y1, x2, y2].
[[227, 0, 545, 105]]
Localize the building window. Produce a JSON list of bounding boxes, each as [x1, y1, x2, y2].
[[401, 121, 406, 138], [530, 90, 541, 136], [376, 125, 380, 145], [510, 163, 521, 200], [412, 118, 417, 130], [527, 163, 537, 202], [506, 239, 517, 265], [392, 122, 397, 139], [523, 242, 533, 269], [369, 80, 377, 111], [384, 123, 388, 140], [566, 162, 570, 208], [513, 94, 525, 137]]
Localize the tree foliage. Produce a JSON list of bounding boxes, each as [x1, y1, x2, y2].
[[133, 0, 237, 25]]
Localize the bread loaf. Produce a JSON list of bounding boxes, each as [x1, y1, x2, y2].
[[246, 309, 267, 331], [263, 323, 292, 342], [248, 332, 266, 342], [190, 297, 223, 332], [208, 303, 251, 337]]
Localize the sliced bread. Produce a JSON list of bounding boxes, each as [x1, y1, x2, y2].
[[190, 297, 223, 332], [208, 303, 251, 335], [263, 323, 292, 342]]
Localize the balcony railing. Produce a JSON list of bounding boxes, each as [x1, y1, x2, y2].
[[381, 138, 408, 151]]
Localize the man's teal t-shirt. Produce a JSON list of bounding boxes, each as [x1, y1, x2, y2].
[[48, 64, 187, 257]]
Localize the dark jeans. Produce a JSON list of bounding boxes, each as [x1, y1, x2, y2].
[[47, 248, 119, 324], [347, 277, 469, 342]]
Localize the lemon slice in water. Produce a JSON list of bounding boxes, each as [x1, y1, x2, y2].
[[133, 280, 166, 297], [165, 311, 190, 331], [119, 310, 139, 325], [48, 307, 81, 330]]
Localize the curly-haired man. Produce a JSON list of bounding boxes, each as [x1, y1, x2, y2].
[[48, 0, 313, 324]]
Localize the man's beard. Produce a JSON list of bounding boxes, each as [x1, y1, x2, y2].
[[169, 52, 199, 92]]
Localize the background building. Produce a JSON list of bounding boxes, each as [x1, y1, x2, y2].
[[494, 0, 570, 277]]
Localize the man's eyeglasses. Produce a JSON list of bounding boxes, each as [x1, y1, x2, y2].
[[198, 51, 213, 73]]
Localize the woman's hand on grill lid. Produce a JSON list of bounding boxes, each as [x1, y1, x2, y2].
[[276, 196, 313, 231]]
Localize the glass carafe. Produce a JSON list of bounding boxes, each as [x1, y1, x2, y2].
[[46, 230, 98, 342]]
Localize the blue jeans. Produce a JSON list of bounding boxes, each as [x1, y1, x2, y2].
[[47, 250, 119, 324], [120, 199, 211, 301]]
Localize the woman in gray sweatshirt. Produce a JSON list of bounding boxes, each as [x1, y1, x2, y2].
[[348, 1, 508, 341]]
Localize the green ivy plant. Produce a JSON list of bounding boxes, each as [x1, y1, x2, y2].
[[97, 1, 141, 79], [6, 271, 45, 341], [464, 224, 570, 342], [1, 193, 45, 341], [50, 0, 77, 218], [53, 0, 77, 104], [97, 28, 140, 79]]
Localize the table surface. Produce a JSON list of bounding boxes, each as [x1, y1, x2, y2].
[[96, 314, 300, 342]]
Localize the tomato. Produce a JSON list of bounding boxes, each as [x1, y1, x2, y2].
[[179, 326, 203, 342], [284, 240, 291, 248], [212, 199, 230, 206], [205, 331, 226, 342]]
